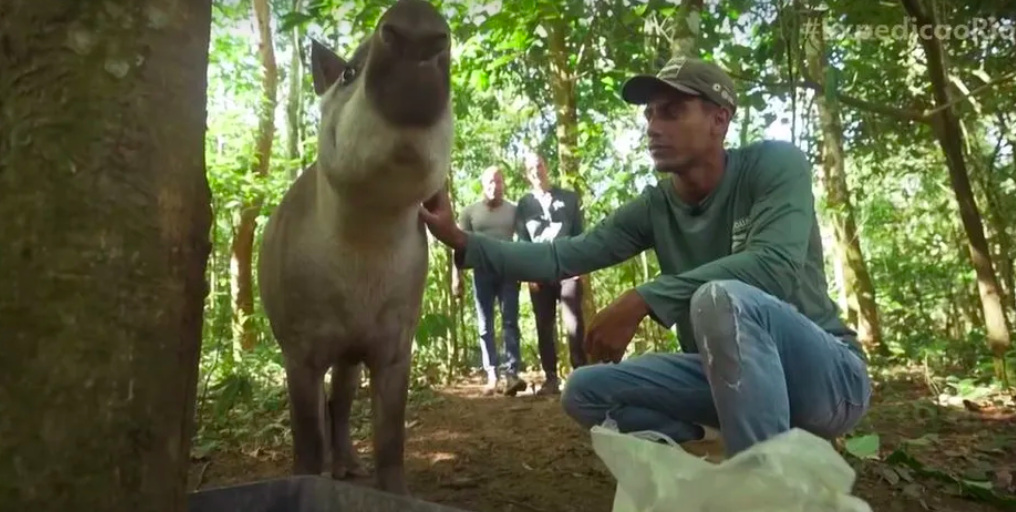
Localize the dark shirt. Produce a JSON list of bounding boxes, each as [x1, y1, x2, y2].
[[515, 186, 584, 243]]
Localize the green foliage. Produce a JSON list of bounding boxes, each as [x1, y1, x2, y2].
[[195, 0, 1015, 459]]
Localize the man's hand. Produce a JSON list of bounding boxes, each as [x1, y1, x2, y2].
[[585, 289, 651, 364], [528, 282, 540, 293], [420, 186, 466, 251], [452, 273, 464, 298]]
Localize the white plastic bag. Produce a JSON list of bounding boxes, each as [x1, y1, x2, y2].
[[590, 422, 873, 512]]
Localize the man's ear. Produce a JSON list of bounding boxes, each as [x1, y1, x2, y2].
[[711, 104, 732, 136], [310, 39, 347, 96]]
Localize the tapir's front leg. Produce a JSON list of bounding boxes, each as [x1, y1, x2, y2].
[[285, 359, 329, 475], [330, 361, 369, 479], [369, 346, 413, 495]]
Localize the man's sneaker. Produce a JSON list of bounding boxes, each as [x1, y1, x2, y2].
[[700, 425, 721, 442], [535, 379, 560, 396], [481, 376, 499, 396], [503, 375, 528, 397]]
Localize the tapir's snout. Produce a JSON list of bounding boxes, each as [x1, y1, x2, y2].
[[363, 0, 452, 128], [379, 19, 449, 62], [378, 0, 451, 63]]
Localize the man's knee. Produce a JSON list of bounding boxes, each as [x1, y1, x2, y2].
[[693, 279, 782, 319], [560, 364, 612, 427], [688, 280, 754, 353], [690, 279, 755, 311]]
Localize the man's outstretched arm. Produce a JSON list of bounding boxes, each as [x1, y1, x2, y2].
[[635, 141, 816, 329], [454, 191, 655, 283]]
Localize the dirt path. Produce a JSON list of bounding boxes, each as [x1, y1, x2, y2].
[[188, 372, 1015, 512]]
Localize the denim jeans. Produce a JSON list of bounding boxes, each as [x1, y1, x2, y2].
[[473, 269, 522, 378], [529, 277, 586, 382], [561, 279, 872, 457]]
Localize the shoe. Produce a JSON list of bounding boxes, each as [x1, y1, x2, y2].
[[700, 425, 721, 441], [535, 379, 560, 396], [503, 375, 528, 397], [481, 375, 498, 396]]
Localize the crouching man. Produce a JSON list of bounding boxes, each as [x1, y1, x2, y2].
[[419, 56, 871, 457]]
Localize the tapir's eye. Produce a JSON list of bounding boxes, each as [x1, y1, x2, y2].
[[340, 67, 357, 85]]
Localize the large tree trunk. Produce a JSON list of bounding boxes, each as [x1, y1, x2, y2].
[[0, 1, 213, 510], [802, 12, 885, 356], [546, 16, 597, 356], [900, 0, 1011, 375], [230, 0, 278, 351]]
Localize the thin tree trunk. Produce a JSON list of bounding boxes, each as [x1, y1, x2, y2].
[[0, 1, 214, 510], [990, 113, 1016, 318], [901, 0, 1011, 377], [967, 130, 1015, 325], [286, 0, 304, 180], [669, 0, 703, 58], [546, 15, 596, 353], [230, 0, 279, 351], [445, 169, 460, 383], [802, 11, 885, 356]]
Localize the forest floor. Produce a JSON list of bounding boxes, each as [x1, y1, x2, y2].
[[188, 367, 1016, 512]]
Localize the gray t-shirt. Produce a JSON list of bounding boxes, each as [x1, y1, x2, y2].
[[458, 199, 517, 241]]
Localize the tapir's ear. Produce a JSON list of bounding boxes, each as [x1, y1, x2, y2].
[[310, 39, 347, 96]]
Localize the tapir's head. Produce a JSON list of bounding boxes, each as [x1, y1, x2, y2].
[[311, 0, 451, 127], [310, 0, 453, 206]]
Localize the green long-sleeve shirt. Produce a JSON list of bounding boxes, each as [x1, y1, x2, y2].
[[454, 140, 865, 359]]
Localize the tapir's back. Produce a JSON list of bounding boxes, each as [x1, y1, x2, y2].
[[258, 162, 320, 342]]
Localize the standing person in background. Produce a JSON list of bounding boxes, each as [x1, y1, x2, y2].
[[515, 152, 587, 396], [455, 166, 528, 396]]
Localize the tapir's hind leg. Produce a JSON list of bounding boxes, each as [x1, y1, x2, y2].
[[330, 361, 369, 479], [369, 350, 412, 495], [284, 359, 328, 476]]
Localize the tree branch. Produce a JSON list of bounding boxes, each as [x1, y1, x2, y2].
[[728, 70, 1016, 125], [900, 0, 931, 26], [728, 71, 924, 123], [929, 71, 1016, 118], [574, 3, 605, 70]]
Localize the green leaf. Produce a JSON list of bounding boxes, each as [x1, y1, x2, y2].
[[902, 433, 939, 446], [844, 433, 881, 459]]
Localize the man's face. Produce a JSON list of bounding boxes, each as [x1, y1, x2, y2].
[[643, 90, 729, 174], [523, 155, 547, 188], [481, 168, 504, 201]]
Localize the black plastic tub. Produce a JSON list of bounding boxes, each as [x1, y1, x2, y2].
[[188, 475, 475, 512]]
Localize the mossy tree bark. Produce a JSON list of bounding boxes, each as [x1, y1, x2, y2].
[[0, 1, 213, 511]]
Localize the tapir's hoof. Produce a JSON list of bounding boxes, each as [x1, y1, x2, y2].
[[332, 461, 371, 480], [378, 482, 410, 496], [376, 470, 410, 496]]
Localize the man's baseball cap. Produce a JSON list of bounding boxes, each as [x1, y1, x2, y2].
[[621, 56, 737, 113]]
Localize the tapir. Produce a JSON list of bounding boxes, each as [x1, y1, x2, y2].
[[257, 0, 453, 496]]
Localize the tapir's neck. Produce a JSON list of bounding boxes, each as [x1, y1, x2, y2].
[[310, 81, 452, 247], [313, 170, 423, 245]]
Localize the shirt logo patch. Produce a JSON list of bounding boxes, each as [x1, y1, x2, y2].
[[731, 216, 750, 253]]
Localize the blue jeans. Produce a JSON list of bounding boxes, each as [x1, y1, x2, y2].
[[561, 280, 872, 457], [473, 270, 522, 378]]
